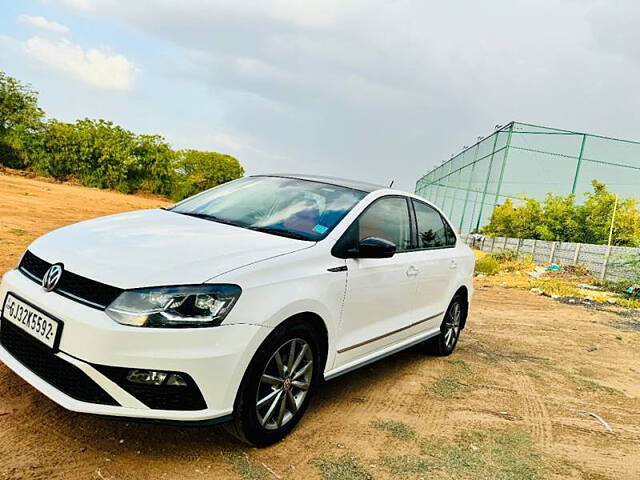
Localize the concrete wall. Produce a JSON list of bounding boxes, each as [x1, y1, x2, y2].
[[462, 234, 640, 282]]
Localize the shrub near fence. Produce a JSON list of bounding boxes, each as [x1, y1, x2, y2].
[[462, 234, 640, 282]]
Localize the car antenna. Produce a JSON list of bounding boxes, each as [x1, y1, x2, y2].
[[388, 180, 394, 188]]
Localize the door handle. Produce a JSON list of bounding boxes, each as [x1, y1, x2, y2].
[[406, 265, 419, 277], [450, 260, 457, 269]]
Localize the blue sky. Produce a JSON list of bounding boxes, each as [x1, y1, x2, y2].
[[2, 0, 640, 190]]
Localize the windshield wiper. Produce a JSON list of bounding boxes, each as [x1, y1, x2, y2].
[[249, 226, 316, 241]]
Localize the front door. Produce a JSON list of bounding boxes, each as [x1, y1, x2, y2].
[[334, 196, 421, 367]]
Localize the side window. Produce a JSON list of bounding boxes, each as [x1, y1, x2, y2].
[[413, 200, 448, 248], [358, 197, 412, 252], [443, 217, 457, 246]]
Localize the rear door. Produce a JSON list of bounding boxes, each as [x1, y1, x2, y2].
[[334, 196, 423, 367], [410, 199, 458, 330]]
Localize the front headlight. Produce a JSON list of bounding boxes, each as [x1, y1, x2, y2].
[[105, 285, 241, 328]]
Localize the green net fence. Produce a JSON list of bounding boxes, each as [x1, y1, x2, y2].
[[415, 121, 640, 233]]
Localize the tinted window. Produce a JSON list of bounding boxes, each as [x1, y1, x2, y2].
[[171, 176, 366, 241], [443, 217, 457, 246], [358, 197, 412, 252], [413, 200, 449, 248]]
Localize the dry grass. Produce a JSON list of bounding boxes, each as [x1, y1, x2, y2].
[[227, 451, 270, 480], [311, 454, 373, 480], [379, 425, 543, 480], [370, 419, 416, 440]]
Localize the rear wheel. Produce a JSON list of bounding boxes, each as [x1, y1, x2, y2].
[[225, 323, 321, 446], [424, 294, 465, 356]]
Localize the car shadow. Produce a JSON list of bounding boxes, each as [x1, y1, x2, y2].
[[0, 341, 434, 464]]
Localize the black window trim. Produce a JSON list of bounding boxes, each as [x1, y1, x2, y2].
[[409, 198, 457, 252], [331, 194, 415, 258]]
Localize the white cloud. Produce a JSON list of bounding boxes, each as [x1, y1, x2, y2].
[[45, 0, 95, 10], [36, 0, 640, 188], [23, 37, 135, 90], [19, 14, 69, 34]]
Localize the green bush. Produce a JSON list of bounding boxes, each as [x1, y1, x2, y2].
[[475, 256, 501, 275], [491, 248, 520, 262], [0, 71, 244, 199], [170, 149, 244, 200]]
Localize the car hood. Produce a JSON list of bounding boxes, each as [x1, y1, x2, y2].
[[28, 209, 313, 289]]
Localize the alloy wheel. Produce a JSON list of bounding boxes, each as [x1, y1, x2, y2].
[[443, 302, 461, 349], [256, 338, 313, 430]]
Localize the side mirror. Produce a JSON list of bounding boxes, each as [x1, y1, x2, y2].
[[355, 237, 396, 258]]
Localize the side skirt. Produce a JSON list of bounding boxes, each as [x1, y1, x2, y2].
[[323, 328, 441, 381]]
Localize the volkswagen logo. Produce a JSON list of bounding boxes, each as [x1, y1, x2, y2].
[[42, 264, 63, 292]]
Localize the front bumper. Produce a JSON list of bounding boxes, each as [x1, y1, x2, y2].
[[0, 269, 271, 422]]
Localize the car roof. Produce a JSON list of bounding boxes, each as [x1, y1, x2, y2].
[[258, 173, 386, 193]]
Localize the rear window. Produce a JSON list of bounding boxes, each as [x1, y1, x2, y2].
[[413, 200, 455, 248]]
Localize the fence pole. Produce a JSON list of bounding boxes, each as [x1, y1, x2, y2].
[[492, 123, 514, 206], [441, 161, 453, 214], [491, 237, 496, 252], [448, 171, 458, 219], [601, 245, 612, 280], [532, 239, 537, 260], [468, 191, 479, 233], [516, 238, 521, 254], [573, 243, 581, 266], [459, 144, 480, 232], [571, 133, 587, 194], [549, 242, 556, 263], [475, 131, 501, 231], [607, 195, 618, 247]]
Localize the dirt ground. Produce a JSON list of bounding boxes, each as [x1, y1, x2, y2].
[[0, 173, 639, 480]]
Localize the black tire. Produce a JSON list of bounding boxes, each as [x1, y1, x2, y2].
[[224, 322, 322, 447], [423, 294, 466, 356]]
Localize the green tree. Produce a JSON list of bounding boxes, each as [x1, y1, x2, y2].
[[536, 192, 579, 241], [0, 70, 245, 199], [516, 197, 544, 238], [0, 72, 44, 168], [38, 119, 176, 194], [172, 149, 244, 199], [38, 118, 135, 190], [482, 196, 543, 238], [483, 198, 519, 237], [483, 180, 640, 246], [129, 134, 176, 195], [576, 180, 640, 246]]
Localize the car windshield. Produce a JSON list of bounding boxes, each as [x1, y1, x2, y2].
[[169, 176, 367, 241]]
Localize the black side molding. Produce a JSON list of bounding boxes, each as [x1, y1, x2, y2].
[[327, 266, 347, 272]]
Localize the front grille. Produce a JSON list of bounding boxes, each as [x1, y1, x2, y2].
[[18, 250, 50, 279], [94, 365, 207, 411], [18, 250, 123, 309], [0, 320, 119, 406]]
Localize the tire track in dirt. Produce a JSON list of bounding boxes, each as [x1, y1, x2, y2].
[[511, 370, 553, 448], [312, 352, 448, 441]]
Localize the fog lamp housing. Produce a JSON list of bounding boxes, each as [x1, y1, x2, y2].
[[126, 369, 188, 387]]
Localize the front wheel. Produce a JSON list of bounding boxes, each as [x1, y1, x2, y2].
[[225, 323, 321, 446], [424, 294, 465, 356]]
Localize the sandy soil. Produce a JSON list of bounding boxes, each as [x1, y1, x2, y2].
[[0, 173, 639, 479]]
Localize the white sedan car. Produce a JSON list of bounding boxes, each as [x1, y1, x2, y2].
[[0, 174, 474, 446]]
